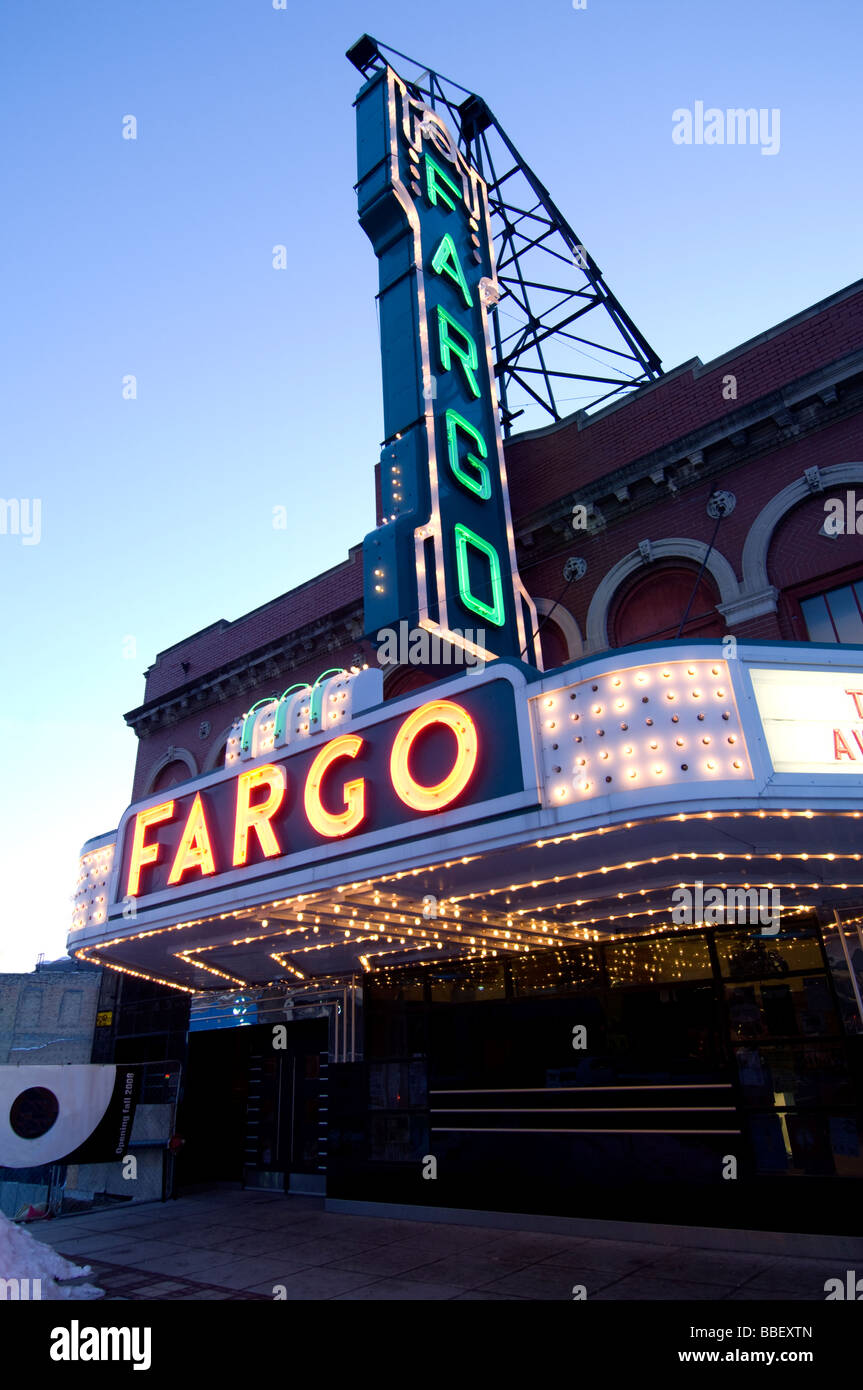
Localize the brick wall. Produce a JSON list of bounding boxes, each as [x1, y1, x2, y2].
[[142, 547, 365, 704], [505, 282, 863, 515], [0, 970, 102, 1065], [121, 279, 863, 806], [130, 633, 376, 801], [518, 413, 863, 648]]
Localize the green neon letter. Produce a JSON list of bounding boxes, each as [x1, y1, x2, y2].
[[445, 410, 490, 499], [436, 307, 481, 399], [425, 153, 462, 212], [431, 233, 473, 309], [454, 523, 505, 626]]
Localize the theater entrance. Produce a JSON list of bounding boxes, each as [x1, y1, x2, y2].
[[174, 1016, 328, 1194]]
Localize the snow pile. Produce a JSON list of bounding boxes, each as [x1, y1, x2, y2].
[[0, 1208, 103, 1300]]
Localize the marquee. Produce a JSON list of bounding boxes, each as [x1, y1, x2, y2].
[[70, 643, 863, 985], [103, 666, 538, 923]]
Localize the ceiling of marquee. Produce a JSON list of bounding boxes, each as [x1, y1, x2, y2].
[[76, 808, 863, 991]]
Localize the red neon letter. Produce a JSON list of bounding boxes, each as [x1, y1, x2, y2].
[[168, 793, 216, 884], [304, 735, 366, 838], [233, 764, 286, 865], [127, 801, 174, 896], [390, 700, 478, 812]]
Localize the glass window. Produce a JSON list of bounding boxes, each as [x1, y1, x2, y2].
[[800, 581, 863, 644], [715, 925, 824, 979], [369, 1113, 428, 1161], [366, 1004, 427, 1060], [747, 1111, 841, 1175], [429, 961, 505, 1002], [603, 981, 722, 1073], [734, 1042, 855, 1108], [365, 970, 426, 1002], [368, 1060, 427, 1110], [509, 945, 602, 997], [747, 1111, 863, 1177], [725, 975, 838, 1041], [821, 921, 863, 1035], [830, 1114, 863, 1177], [604, 934, 711, 988], [799, 593, 834, 643], [829, 583, 863, 642]]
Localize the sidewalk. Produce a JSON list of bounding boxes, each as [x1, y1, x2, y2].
[[23, 1189, 853, 1301]]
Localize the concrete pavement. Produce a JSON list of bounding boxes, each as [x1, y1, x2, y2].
[[21, 1188, 855, 1301]]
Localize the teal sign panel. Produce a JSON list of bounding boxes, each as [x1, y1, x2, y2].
[[355, 64, 543, 668]]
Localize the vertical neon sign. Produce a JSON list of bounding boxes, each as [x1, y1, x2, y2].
[[355, 65, 543, 668]]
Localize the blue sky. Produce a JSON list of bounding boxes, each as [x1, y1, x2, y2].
[[0, 0, 860, 970]]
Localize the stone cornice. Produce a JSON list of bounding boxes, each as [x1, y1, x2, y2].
[[125, 601, 366, 737], [514, 351, 863, 558]]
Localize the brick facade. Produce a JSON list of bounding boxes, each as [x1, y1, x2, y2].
[[0, 966, 102, 1066], [124, 279, 863, 802]]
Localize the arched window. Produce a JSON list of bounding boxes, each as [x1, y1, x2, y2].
[[611, 566, 724, 647], [142, 747, 198, 796], [151, 759, 195, 793], [765, 491, 863, 643], [383, 665, 438, 700], [531, 597, 583, 671], [538, 614, 570, 670]]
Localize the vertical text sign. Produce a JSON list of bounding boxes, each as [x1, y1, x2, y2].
[[355, 65, 542, 668]]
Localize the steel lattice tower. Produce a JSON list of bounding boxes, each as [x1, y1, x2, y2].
[[348, 34, 663, 437]]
